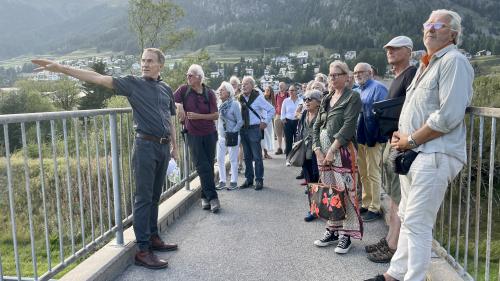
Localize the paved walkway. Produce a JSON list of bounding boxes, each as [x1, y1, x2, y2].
[[115, 152, 388, 281]]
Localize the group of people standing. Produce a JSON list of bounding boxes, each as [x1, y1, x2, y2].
[[31, 8, 474, 281]]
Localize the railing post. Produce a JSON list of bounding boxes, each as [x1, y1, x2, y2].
[[183, 135, 190, 191], [110, 113, 124, 245]]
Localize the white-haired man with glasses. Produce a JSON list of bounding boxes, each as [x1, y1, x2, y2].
[[365, 9, 473, 281]]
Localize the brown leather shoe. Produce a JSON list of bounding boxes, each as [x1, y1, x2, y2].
[[134, 250, 168, 269], [150, 234, 178, 252]]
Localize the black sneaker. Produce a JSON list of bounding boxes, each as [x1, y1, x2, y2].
[[296, 170, 304, 179], [364, 275, 388, 281], [363, 211, 382, 222], [360, 207, 368, 214], [335, 235, 352, 254], [254, 181, 263, 190], [304, 212, 317, 222], [201, 198, 210, 210], [239, 180, 253, 189], [314, 230, 339, 247]]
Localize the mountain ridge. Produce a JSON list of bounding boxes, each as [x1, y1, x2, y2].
[[0, 0, 499, 60]]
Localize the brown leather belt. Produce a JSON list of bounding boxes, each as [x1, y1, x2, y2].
[[136, 133, 170, 144]]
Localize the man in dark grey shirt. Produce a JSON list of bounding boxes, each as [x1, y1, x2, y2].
[[32, 48, 179, 270]]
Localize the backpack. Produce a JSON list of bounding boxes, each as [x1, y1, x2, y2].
[[181, 84, 212, 113]]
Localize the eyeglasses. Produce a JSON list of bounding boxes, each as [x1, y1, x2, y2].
[[304, 98, 317, 102], [186, 73, 198, 78], [289, 90, 296, 92], [328, 73, 346, 79], [422, 22, 454, 31]]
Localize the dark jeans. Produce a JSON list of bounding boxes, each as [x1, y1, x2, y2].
[[302, 154, 319, 183], [187, 132, 218, 201], [132, 138, 170, 251], [240, 126, 264, 183], [284, 119, 298, 156]]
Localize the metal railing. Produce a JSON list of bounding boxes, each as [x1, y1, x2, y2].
[[434, 106, 499, 281], [0, 108, 194, 281]]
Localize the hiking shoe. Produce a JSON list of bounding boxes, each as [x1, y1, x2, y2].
[[296, 171, 304, 179], [363, 211, 382, 222], [285, 161, 291, 167], [360, 207, 368, 214], [275, 148, 283, 155], [335, 235, 352, 254], [215, 182, 226, 190], [254, 180, 264, 190], [314, 230, 339, 247], [227, 182, 238, 190], [201, 198, 210, 210], [210, 198, 220, 213], [239, 180, 253, 189], [365, 238, 388, 253], [367, 246, 395, 263]]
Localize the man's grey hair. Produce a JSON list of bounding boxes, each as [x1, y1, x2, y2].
[[229, 75, 240, 85], [144, 48, 165, 65], [218, 81, 236, 99], [355, 62, 372, 72], [242, 76, 255, 87], [188, 64, 205, 81], [430, 9, 463, 46]]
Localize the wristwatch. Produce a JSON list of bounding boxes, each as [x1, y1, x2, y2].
[[407, 134, 418, 149]]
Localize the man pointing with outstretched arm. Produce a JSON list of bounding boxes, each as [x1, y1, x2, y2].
[[33, 48, 179, 270]]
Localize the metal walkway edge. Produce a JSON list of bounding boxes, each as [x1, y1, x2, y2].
[[115, 153, 388, 281]]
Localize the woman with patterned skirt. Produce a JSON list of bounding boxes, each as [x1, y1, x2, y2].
[[311, 60, 363, 254]]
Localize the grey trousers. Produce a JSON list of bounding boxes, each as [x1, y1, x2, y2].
[[132, 138, 170, 251]]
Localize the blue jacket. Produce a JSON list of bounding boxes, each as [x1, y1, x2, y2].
[[356, 79, 388, 146]]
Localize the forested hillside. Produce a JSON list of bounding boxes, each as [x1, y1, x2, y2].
[[0, 0, 499, 59]]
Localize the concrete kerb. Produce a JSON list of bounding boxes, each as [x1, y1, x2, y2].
[[379, 193, 468, 281], [60, 160, 228, 281]]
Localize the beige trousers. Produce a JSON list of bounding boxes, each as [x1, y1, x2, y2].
[[273, 115, 284, 148], [358, 143, 383, 212]]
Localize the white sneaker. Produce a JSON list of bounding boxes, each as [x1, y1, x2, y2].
[[334, 235, 352, 254], [286, 161, 291, 167]]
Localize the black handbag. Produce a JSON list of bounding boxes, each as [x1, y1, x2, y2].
[[390, 149, 420, 175], [225, 131, 239, 147], [373, 96, 405, 137], [287, 138, 306, 167]]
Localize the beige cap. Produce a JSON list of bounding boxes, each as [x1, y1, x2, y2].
[[384, 36, 413, 50]]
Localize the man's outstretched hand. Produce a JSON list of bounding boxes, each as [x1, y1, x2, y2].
[[31, 59, 62, 73]]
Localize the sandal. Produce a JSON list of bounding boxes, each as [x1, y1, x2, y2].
[[367, 246, 396, 263], [365, 238, 388, 253]]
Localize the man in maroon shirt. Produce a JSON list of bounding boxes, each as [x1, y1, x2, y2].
[[174, 64, 220, 213], [274, 81, 289, 154]]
